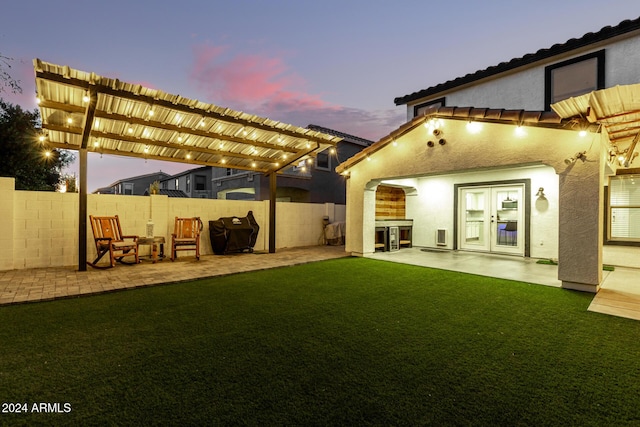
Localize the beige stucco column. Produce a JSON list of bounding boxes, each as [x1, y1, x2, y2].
[[557, 153, 603, 292]]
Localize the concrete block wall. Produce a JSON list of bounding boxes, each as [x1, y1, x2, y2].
[[0, 178, 346, 270], [276, 202, 331, 248]]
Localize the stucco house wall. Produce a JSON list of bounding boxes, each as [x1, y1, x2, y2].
[[342, 117, 604, 292], [383, 165, 559, 259], [403, 30, 640, 120]]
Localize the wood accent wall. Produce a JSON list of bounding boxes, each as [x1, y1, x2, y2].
[[375, 185, 406, 219]]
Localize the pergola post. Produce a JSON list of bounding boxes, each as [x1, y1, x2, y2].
[[78, 148, 88, 271], [78, 88, 96, 271], [269, 172, 277, 253]]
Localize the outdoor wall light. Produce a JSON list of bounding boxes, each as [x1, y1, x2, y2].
[[564, 151, 587, 165], [536, 187, 545, 198]]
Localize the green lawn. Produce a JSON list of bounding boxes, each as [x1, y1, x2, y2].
[[1, 257, 639, 426]]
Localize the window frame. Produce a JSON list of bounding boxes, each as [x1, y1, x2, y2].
[[544, 50, 605, 111], [413, 97, 445, 118], [605, 174, 640, 247]]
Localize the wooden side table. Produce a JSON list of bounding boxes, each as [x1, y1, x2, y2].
[[137, 236, 166, 263]]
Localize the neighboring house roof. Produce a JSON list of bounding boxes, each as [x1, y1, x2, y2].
[[165, 166, 211, 179], [394, 17, 640, 106], [93, 187, 115, 194], [336, 106, 579, 173], [107, 171, 171, 187], [307, 124, 374, 147], [150, 189, 188, 197]]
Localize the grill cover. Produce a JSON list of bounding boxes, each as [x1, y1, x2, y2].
[[209, 211, 259, 254]]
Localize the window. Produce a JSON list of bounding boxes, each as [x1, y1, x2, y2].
[[195, 175, 206, 191], [226, 168, 233, 176], [413, 97, 445, 118], [175, 178, 179, 190], [608, 175, 640, 242], [545, 50, 604, 110], [186, 176, 191, 192], [123, 183, 134, 195], [316, 151, 330, 171]]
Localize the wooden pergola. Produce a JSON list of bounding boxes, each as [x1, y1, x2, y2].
[[33, 59, 341, 270]]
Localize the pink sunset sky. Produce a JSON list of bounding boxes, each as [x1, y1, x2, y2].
[[1, 1, 639, 191]]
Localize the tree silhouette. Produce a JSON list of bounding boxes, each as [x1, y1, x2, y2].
[[0, 99, 74, 191], [0, 54, 21, 95]]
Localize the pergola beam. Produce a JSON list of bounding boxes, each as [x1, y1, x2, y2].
[[35, 69, 333, 145]]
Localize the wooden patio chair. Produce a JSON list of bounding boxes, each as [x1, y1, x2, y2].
[[171, 217, 203, 261], [88, 215, 140, 269]]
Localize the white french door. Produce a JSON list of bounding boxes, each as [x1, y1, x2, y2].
[[459, 185, 524, 255]]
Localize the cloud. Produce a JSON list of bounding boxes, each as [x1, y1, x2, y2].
[[189, 42, 327, 111], [187, 41, 405, 143]]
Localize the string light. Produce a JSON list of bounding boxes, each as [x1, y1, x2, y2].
[[466, 121, 482, 134]]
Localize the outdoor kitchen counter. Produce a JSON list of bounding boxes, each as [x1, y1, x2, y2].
[[375, 219, 413, 251]]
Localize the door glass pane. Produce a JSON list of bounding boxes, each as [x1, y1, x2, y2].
[[464, 191, 485, 246], [495, 189, 518, 247]]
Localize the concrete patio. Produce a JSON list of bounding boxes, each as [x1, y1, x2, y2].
[[1, 245, 638, 323], [0, 245, 350, 305]]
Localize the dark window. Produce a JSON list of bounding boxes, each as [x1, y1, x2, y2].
[[123, 183, 133, 195], [316, 151, 330, 170], [413, 97, 445, 118], [545, 50, 605, 110], [195, 175, 206, 191]]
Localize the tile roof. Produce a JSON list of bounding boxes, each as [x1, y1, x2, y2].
[[394, 17, 640, 106]]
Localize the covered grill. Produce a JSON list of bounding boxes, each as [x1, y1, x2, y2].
[[209, 211, 260, 255]]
